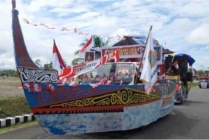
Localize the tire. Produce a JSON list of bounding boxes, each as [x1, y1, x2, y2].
[[176, 94, 183, 104]]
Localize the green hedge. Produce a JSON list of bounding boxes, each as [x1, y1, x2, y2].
[[0, 96, 31, 118]]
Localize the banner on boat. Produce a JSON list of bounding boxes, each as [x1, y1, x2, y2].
[[59, 50, 120, 80], [102, 46, 145, 59], [162, 96, 173, 109]]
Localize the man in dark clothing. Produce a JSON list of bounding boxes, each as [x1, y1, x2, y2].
[[180, 73, 188, 99], [180, 73, 188, 86]]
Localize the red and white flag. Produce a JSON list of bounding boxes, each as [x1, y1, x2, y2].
[[61, 27, 69, 31], [59, 50, 120, 81], [23, 18, 29, 24], [79, 37, 93, 53], [52, 39, 67, 85], [173, 61, 179, 69], [74, 28, 77, 33], [90, 78, 106, 88], [52, 39, 66, 70]]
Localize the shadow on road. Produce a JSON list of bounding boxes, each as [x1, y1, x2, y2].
[[59, 109, 198, 139], [179, 100, 205, 106]]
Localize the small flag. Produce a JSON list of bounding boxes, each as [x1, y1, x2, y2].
[[173, 61, 179, 69], [61, 27, 69, 31], [79, 37, 93, 53], [23, 18, 29, 24], [74, 28, 77, 33]]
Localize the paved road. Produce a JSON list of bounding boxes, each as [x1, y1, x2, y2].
[[1, 86, 209, 139]]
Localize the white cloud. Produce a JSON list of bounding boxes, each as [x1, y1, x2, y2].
[[187, 24, 209, 44], [0, 0, 209, 70]]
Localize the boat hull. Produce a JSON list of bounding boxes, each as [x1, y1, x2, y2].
[[19, 76, 175, 135], [34, 96, 174, 135]]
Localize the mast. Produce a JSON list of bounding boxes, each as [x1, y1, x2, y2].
[[12, 0, 38, 68]]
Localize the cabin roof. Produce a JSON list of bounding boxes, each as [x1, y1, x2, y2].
[[112, 36, 146, 46], [111, 35, 175, 54], [163, 48, 175, 54]]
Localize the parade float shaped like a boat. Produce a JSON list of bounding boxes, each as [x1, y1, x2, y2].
[[11, 0, 179, 135]]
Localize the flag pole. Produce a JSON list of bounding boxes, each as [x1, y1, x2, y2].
[[139, 25, 153, 71], [12, 0, 16, 9], [134, 25, 153, 85]]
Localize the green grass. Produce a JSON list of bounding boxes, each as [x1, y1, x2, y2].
[[0, 96, 31, 118], [188, 82, 198, 87], [0, 121, 38, 134], [0, 77, 23, 98]]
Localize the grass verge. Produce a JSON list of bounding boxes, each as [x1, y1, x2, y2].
[[0, 121, 38, 134], [0, 96, 31, 118], [188, 82, 198, 87]]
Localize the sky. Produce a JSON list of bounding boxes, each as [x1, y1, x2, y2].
[[0, 0, 209, 71]]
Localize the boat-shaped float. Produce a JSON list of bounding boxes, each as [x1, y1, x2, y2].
[[11, 0, 177, 135]]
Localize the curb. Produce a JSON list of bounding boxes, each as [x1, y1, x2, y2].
[[0, 114, 36, 128]]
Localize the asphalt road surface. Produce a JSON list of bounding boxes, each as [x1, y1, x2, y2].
[[1, 86, 209, 139]]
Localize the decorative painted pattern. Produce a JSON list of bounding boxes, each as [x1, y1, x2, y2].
[[17, 67, 59, 83], [31, 88, 161, 115], [22, 85, 145, 107], [49, 88, 160, 108]]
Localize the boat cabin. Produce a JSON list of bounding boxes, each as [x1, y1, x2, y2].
[[78, 62, 137, 85]]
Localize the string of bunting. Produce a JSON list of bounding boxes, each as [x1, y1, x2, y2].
[[23, 18, 123, 40]]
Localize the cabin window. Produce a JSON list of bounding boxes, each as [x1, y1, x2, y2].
[[80, 64, 112, 84], [113, 63, 135, 85], [79, 63, 135, 85]]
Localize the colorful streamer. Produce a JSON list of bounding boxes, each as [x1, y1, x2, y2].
[[22, 18, 124, 40]]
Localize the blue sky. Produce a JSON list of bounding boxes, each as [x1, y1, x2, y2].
[[0, 0, 209, 70]]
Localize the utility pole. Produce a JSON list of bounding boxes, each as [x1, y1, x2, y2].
[[201, 65, 204, 73]]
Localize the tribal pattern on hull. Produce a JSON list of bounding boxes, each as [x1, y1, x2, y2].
[[50, 88, 160, 108], [17, 67, 59, 83], [32, 88, 161, 114]]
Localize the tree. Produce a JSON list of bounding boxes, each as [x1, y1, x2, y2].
[[43, 61, 53, 70], [93, 36, 109, 48], [197, 70, 204, 74], [0, 70, 18, 77], [71, 58, 84, 66], [74, 36, 109, 56], [71, 36, 109, 65], [35, 59, 42, 68]]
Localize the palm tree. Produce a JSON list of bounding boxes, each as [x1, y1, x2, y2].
[[71, 58, 84, 66], [74, 37, 109, 55], [93, 36, 109, 48], [71, 36, 109, 66], [73, 39, 89, 55]]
